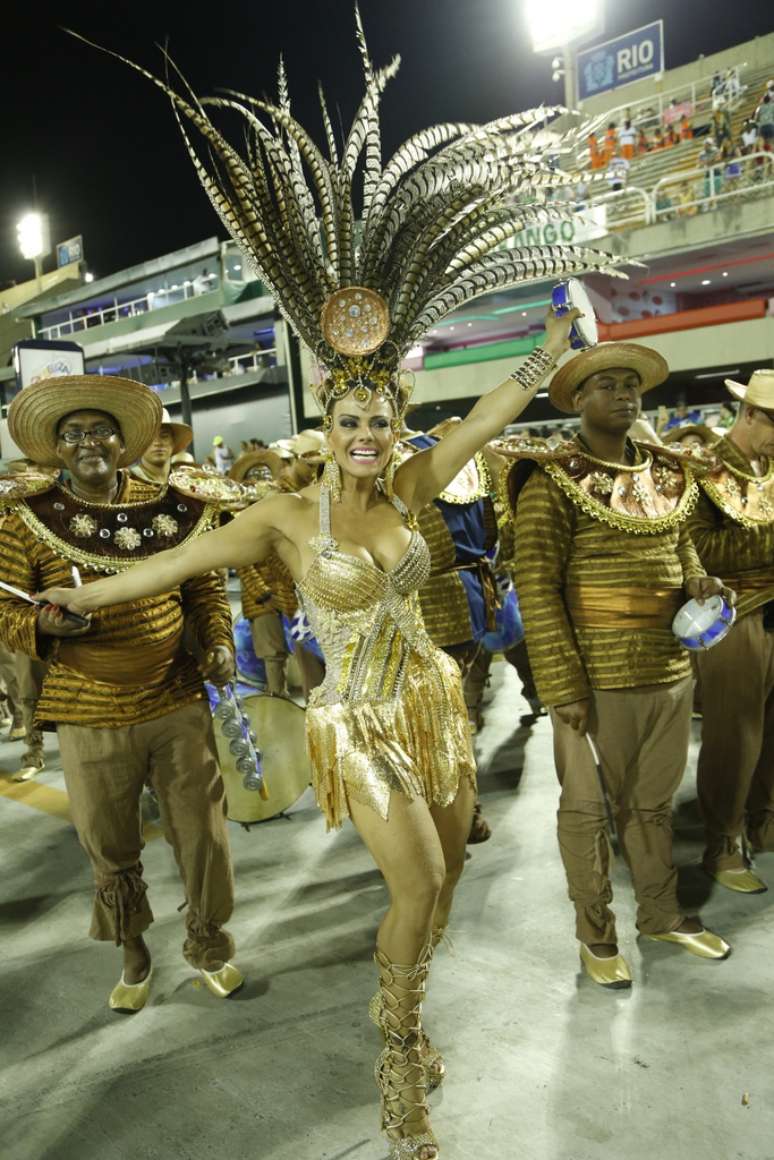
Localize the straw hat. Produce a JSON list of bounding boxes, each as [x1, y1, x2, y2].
[[277, 429, 327, 459], [229, 450, 285, 483], [662, 423, 719, 448], [158, 408, 193, 456], [8, 375, 162, 468], [548, 342, 669, 414], [725, 370, 774, 412]]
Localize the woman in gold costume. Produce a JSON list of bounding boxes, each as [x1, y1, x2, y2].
[[41, 313, 576, 1158], [54, 15, 624, 1156]]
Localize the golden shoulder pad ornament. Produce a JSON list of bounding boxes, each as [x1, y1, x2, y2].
[[320, 287, 390, 357], [169, 465, 246, 509]]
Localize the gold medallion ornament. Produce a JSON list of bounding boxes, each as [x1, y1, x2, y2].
[[320, 287, 390, 358]]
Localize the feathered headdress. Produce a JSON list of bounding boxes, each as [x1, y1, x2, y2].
[[68, 8, 626, 421]]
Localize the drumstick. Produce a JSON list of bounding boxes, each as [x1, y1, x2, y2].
[[586, 735, 620, 856]]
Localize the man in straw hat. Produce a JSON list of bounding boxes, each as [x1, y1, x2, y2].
[[131, 407, 192, 485], [687, 369, 774, 893], [229, 440, 325, 699], [503, 342, 732, 987], [0, 375, 242, 1011]]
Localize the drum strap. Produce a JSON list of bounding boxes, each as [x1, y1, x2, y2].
[[565, 585, 684, 630]]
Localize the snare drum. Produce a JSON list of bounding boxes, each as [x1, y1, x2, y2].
[[672, 595, 736, 651], [551, 278, 598, 349], [215, 693, 311, 822]]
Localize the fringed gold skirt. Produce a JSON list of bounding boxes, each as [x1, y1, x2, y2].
[[306, 648, 477, 829]]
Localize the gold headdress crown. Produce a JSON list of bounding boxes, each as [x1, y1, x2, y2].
[[68, 7, 627, 423]]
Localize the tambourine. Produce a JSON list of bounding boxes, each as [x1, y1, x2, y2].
[[551, 278, 598, 350], [672, 595, 736, 651]]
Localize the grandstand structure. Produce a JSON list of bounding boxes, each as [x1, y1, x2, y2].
[[1, 30, 772, 451]]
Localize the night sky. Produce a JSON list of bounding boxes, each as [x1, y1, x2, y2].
[[2, 0, 770, 286]]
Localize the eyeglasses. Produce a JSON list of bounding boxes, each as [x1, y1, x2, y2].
[[58, 425, 119, 445]]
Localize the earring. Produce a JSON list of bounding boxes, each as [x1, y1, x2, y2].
[[322, 449, 342, 502]]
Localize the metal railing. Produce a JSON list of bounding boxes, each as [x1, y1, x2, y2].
[[38, 276, 220, 340], [651, 151, 774, 219], [581, 185, 653, 231]]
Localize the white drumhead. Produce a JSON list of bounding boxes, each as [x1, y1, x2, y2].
[[565, 278, 598, 347], [672, 595, 724, 637]]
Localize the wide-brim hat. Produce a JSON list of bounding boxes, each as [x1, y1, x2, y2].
[[8, 375, 163, 468], [662, 423, 719, 448], [725, 369, 774, 413], [159, 408, 193, 455], [229, 450, 284, 482], [283, 429, 327, 459], [548, 342, 669, 414]]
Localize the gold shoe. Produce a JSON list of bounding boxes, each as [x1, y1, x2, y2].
[[646, 928, 731, 960], [369, 991, 446, 1090], [12, 758, 45, 783], [109, 968, 153, 1013], [707, 867, 767, 894], [199, 961, 244, 998], [580, 944, 632, 989], [374, 948, 439, 1159]]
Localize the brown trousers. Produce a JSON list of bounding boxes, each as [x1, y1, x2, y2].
[[696, 610, 774, 868], [250, 613, 324, 700], [550, 677, 692, 945], [58, 700, 235, 969]]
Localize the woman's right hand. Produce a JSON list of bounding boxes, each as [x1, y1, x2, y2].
[[37, 603, 92, 638]]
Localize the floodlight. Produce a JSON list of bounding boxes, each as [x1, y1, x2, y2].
[[16, 212, 50, 261], [524, 0, 603, 54]]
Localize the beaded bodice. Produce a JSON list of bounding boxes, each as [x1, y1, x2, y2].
[[297, 487, 433, 705]]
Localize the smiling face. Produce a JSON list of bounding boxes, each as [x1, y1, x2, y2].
[[56, 409, 125, 487], [327, 392, 396, 483], [573, 367, 642, 435]]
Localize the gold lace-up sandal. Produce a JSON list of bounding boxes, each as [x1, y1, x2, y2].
[[373, 947, 440, 1160], [369, 931, 446, 1090]]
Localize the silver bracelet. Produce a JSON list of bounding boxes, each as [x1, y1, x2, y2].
[[508, 347, 557, 391]]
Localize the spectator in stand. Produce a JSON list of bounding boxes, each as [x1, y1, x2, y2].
[[676, 179, 699, 217], [717, 402, 736, 430], [722, 141, 743, 193], [752, 134, 774, 183], [603, 122, 618, 163], [573, 178, 589, 210], [618, 119, 636, 160], [652, 127, 665, 149], [679, 115, 694, 142], [711, 107, 732, 150], [757, 94, 774, 145], [636, 127, 650, 154], [698, 137, 722, 206], [741, 118, 758, 155], [588, 131, 606, 171], [663, 401, 702, 432], [654, 187, 674, 219], [605, 153, 629, 193], [663, 125, 680, 149]]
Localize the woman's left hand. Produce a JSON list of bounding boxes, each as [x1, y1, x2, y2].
[[35, 586, 97, 615], [542, 306, 583, 359], [201, 645, 236, 685]]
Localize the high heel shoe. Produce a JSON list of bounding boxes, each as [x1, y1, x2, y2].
[[373, 948, 440, 1159], [369, 933, 446, 1090]]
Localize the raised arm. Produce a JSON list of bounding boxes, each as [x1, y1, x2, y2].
[[36, 493, 294, 617], [395, 308, 580, 511]]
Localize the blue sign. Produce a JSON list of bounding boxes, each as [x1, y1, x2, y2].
[[577, 21, 664, 102], [56, 235, 83, 267]]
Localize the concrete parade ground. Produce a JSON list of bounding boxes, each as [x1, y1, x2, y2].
[[1, 660, 772, 1160]]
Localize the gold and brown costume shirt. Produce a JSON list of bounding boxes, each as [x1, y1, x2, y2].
[[687, 436, 774, 619], [509, 439, 704, 706], [0, 473, 233, 728], [235, 481, 298, 621]]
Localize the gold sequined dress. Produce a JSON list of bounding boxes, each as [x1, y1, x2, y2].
[[298, 486, 477, 828]]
